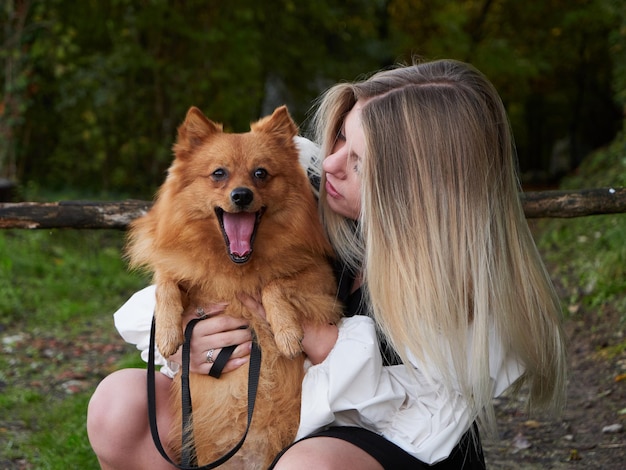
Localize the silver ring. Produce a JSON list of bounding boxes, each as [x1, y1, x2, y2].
[[196, 307, 207, 319], [206, 349, 214, 364]]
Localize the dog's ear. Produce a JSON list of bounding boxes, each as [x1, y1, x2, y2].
[[251, 106, 298, 143], [174, 107, 223, 159]]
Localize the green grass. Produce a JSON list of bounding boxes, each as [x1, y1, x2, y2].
[[15, 393, 97, 470], [537, 213, 626, 314], [0, 229, 143, 329], [534, 132, 626, 319], [0, 228, 148, 468]]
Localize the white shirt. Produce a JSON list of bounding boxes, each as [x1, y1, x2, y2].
[[113, 285, 524, 464]]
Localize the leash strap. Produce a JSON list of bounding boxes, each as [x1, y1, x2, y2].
[[148, 315, 262, 469], [180, 318, 200, 466], [209, 344, 236, 379], [180, 325, 240, 464]]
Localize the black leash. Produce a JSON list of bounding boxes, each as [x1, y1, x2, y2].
[[148, 316, 262, 469]]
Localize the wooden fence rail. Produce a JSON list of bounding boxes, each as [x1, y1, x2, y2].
[[0, 187, 625, 230]]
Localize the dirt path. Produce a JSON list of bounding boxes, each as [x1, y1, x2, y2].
[[484, 306, 626, 469]]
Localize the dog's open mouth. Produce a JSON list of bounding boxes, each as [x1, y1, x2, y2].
[[216, 208, 264, 264]]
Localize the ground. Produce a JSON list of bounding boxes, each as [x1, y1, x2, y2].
[[1, 292, 625, 469], [483, 304, 626, 469]]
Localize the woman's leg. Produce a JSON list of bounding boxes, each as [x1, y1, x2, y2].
[[87, 368, 177, 470], [272, 436, 383, 470]]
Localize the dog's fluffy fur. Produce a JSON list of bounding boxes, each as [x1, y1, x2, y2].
[[126, 106, 342, 468]]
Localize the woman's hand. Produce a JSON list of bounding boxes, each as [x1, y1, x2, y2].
[[238, 293, 338, 365], [300, 320, 338, 365], [168, 302, 252, 376]]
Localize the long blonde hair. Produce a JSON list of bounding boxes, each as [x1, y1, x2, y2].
[[312, 59, 567, 430]]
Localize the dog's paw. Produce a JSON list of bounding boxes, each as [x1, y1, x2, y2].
[[156, 328, 184, 358], [274, 330, 303, 359]]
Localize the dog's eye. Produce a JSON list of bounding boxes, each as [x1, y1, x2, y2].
[[253, 168, 268, 180], [211, 168, 228, 180]]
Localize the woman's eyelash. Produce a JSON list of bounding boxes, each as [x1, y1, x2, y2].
[[349, 152, 361, 172]]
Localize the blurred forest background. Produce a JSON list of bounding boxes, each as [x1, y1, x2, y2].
[[1, 0, 625, 200], [1, 2, 626, 467]]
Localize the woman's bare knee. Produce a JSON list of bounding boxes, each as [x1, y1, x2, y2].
[[88, 369, 145, 458], [87, 368, 175, 469]]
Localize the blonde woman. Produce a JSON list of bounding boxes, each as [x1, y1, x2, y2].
[[88, 59, 567, 469]]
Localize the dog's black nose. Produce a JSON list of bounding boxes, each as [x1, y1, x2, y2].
[[231, 187, 254, 208]]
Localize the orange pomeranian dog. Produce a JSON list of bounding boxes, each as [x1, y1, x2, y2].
[[126, 105, 342, 468]]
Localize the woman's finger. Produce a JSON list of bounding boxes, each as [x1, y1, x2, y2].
[[186, 324, 252, 375], [182, 302, 229, 322], [195, 341, 252, 375], [172, 302, 254, 376], [191, 315, 250, 339]]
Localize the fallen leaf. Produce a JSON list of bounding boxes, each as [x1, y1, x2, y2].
[[568, 304, 580, 314], [602, 424, 623, 434], [569, 449, 582, 461], [524, 420, 542, 428], [512, 432, 532, 450]]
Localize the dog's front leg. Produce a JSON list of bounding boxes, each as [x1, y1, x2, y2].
[[261, 282, 304, 358], [154, 278, 185, 358]]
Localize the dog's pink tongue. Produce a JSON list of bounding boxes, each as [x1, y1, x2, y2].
[[223, 212, 256, 257]]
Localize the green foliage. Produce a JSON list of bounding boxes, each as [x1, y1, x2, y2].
[[605, 0, 626, 110], [558, 131, 626, 189], [5, 0, 390, 197], [0, 0, 622, 195], [388, 0, 622, 174], [536, 132, 626, 318]]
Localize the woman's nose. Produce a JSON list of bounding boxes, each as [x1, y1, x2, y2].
[[323, 147, 347, 177]]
